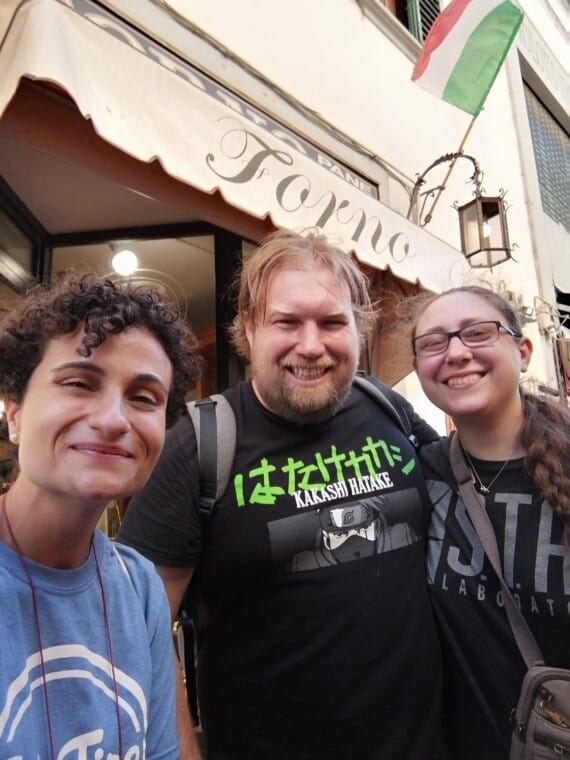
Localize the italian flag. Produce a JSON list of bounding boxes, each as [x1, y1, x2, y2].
[[412, 0, 524, 116]]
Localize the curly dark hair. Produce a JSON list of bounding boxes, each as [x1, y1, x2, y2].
[[0, 272, 200, 427]]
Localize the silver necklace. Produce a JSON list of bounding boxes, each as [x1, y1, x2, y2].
[[1, 492, 124, 759], [462, 447, 511, 495]]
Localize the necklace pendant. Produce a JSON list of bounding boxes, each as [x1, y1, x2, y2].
[[479, 485, 490, 495]]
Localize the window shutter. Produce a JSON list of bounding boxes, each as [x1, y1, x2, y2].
[[524, 84, 570, 233], [407, 0, 440, 43]]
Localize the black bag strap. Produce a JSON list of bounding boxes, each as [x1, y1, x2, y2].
[[353, 373, 418, 448], [449, 432, 544, 669], [186, 394, 237, 518]]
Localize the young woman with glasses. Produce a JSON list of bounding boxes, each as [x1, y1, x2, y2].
[[410, 285, 569, 760]]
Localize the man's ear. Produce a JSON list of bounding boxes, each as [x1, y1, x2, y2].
[[243, 312, 254, 349]]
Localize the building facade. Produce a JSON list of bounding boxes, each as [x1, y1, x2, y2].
[[0, 0, 568, 460]]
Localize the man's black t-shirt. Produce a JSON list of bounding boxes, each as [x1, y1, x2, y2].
[[119, 381, 443, 759], [421, 439, 570, 760]]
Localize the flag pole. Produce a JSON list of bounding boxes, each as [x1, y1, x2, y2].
[[422, 114, 478, 225]]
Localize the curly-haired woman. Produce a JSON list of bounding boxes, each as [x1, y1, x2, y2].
[[0, 272, 199, 759]]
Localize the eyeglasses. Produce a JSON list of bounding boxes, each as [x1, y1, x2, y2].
[[413, 320, 522, 357]]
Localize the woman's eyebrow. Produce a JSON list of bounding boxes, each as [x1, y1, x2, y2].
[[418, 318, 490, 333], [134, 373, 170, 395], [51, 360, 103, 375], [51, 362, 169, 395]]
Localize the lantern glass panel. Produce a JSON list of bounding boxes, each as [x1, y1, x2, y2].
[[458, 199, 481, 255], [481, 200, 503, 249]]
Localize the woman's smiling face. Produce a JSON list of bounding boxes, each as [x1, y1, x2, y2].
[[4, 326, 173, 508], [412, 291, 533, 423]]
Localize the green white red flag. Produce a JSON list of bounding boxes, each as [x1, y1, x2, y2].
[[411, 0, 524, 116]]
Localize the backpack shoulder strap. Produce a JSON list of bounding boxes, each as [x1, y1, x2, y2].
[[353, 373, 418, 448], [186, 394, 237, 518]]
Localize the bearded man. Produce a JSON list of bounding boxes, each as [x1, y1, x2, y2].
[[118, 229, 442, 760]]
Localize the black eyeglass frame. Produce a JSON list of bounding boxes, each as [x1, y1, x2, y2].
[[412, 320, 523, 357]]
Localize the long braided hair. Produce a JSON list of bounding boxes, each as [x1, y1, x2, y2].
[[520, 392, 570, 542]]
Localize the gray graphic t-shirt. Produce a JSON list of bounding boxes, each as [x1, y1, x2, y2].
[[421, 438, 570, 760]]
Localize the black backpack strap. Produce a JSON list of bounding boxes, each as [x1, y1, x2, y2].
[[353, 373, 418, 448], [186, 394, 237, 518]]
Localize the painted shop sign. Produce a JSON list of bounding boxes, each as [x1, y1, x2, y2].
[[1, 0, 467, 289]]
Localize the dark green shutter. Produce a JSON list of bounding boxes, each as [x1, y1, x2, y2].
[[407, 0, 440, 42], [524, 84, 570, 233]]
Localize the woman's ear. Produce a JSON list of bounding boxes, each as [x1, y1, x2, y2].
[[4, 397, 21, 443], [519, 336, 533, 373]]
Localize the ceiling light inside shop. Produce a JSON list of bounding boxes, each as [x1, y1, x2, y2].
[[112, 249, 138, 276]]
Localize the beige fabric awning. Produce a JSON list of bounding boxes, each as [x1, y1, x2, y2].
[[552, 248, 570, 293], [0, 0, 469, 292]]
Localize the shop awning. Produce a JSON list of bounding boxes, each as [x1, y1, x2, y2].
[[0, 0, 469, 292], [552, 249, 570, 293]]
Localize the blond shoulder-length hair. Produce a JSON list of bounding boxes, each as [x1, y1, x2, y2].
[[229, 229, 378, 361]]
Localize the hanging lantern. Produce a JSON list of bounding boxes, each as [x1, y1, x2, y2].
[[408, 152, 514, 271], [457, 191, 512, 269]]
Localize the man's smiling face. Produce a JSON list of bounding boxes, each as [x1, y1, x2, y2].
[[244, 264, 360, 425]]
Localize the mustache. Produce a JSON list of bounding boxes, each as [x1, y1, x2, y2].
[[279, 359, 336, 371]]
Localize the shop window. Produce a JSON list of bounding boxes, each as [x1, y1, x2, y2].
[[0, 207, 35, 292], [0, 211, 34, 493], [524, 84, 570, 233], [97, 500, 123, 539]]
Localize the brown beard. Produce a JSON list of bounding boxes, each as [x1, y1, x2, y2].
[[257, 372, 353, 425]]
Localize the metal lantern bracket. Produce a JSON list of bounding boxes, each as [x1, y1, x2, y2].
[[407, 151, 515, 270], [407, 152, 482, 227]]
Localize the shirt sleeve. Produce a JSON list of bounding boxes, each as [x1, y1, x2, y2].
[[418, 437, 454, 482], [117, 414, 203, 567]]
